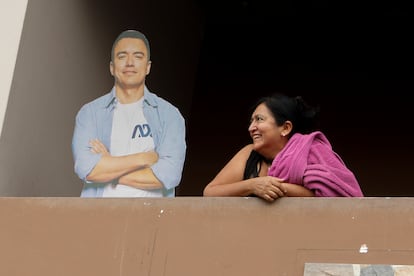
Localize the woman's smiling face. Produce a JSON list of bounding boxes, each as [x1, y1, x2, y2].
[[248, 103, 285, 155]]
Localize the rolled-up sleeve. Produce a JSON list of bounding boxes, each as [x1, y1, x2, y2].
[[72, 104, 102, 181], [148, 102, 186, 192]]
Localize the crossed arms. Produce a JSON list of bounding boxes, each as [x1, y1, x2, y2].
[[86, 138, 162, 189]]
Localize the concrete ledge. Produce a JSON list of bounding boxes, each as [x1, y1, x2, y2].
[[1, 197, 413, 275]]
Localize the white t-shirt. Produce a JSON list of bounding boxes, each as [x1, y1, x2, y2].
[[102, 98, 162, 197]]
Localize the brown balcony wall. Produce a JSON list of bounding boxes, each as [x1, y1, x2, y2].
[[1, 197, 413, 275]]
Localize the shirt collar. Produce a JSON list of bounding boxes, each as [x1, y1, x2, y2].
[[104, 85, 157, 109], [143, 86, 158, 108], [105, 87, 117, 109]]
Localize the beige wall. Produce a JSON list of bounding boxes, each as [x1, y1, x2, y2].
[[0, 0, 28, 137], [1, 197, 413, 275], [0, 0, 202, 196]]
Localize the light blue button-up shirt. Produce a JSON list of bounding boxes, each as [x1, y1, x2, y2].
[[71, 86, 186, 197]]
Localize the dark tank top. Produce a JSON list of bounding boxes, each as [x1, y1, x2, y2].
[[243, 150, 265, 180], [243, 150, 267, 197]]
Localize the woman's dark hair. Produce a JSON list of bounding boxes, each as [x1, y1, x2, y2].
[[251, 93, 320, 136]]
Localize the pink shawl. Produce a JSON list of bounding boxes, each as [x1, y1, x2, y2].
[[267, 131, 363, 197]]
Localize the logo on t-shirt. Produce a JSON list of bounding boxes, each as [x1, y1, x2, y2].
[[132, 123, 152, 139]]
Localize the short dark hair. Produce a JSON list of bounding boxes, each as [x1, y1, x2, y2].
[[111, 30, 151, 61]]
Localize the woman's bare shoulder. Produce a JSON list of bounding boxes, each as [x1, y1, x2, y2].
[[238, 144, 254, 155]]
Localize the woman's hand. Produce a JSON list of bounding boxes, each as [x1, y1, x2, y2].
[[252, 176, 287, 202]]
